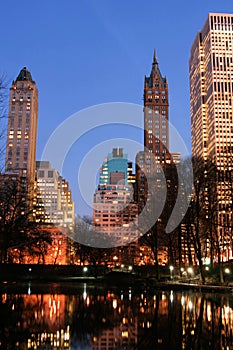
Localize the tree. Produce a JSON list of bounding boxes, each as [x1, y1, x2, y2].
[[184, 157, 215, 284], [0, 174, 52, 263], [70, 216, 113, 276], [137, 156, 179, 278]]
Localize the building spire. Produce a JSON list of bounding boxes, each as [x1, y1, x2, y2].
[[153, 49, 158, 66], [16, 67, 34, 82]]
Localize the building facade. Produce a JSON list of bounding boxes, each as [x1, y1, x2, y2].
[[144, 50, 169, 158], [136, 51, 172, 209], [189, 13, 233, 259], [36, 161, 74, 232], [99, 148, 129, 185], [93, 149, 138, 250], [190, 13, 233, 163], [5, 67, 38, 185]]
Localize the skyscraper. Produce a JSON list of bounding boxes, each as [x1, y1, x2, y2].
[[190, 13, 233, 163], [36, 161, 75, 231], [136, 51, 171, 209], [144, 50, 169, 157], [93, 148, 138, 248], [99, 148, 129, 185], [5, 67, 38, 185], [189, 13, 233, 258]]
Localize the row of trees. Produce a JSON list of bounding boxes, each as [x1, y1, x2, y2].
[[138, 156, 233, 283], [68, 154, 233, 284]]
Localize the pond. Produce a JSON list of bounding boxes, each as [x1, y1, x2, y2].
[[1, 282, 233, 349]]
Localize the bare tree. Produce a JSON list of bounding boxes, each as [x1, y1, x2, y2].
[[136, 157, 180, 279], [0, 175, 52, 263]]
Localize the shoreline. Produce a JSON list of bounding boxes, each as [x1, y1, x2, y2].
[[1, 273, 233, 294]]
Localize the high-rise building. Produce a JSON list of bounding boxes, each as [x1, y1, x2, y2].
[[136, 51, 171, 209], [144, 50, 169, 157], [93, 148, 138, 249], [36, 161, 75, 232], [190, 13, 233, 163], [99, 148, 129, 185], [5, 67, 38, 185], [134, 51, 182, 266], [189, 13, 233, 259]]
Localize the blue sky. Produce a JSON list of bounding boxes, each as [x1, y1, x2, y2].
[[1, 0, 233, 216]]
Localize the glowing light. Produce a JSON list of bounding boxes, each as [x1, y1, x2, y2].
[[170, 290, 174, 303], [188, 300, 193, 310], [162, 293, 166, 301], [207, 303, 211, 322], [28, 282, 31, 295], [113, 299, 117, 309], [187, 267, 193, 274], [169, 266, 174, 279], [83, 283, 87, 300], [122, 331, 128, 338]]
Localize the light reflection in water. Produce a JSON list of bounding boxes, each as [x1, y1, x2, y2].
[[1, 284, 233, 349]]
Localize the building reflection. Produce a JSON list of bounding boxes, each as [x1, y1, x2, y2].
[[1, 285, 233, 349]]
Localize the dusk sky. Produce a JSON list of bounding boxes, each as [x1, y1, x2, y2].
[[1, 0, 233, 216]]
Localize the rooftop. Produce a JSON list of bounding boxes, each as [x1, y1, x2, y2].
[[16, 67, 34, 83]]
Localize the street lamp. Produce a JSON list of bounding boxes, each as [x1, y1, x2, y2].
[[225, 268, 230, 274], [113, 256, 118, 267], [187, 267, 194, 276], [169, 265, 174, 280]]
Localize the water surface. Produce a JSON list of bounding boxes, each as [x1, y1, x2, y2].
[[1, 282, 233, 349]]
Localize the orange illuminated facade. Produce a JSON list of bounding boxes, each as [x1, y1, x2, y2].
[[9, 226, 69, 265]]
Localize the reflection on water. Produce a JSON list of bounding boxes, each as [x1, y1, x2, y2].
[[1, 283, 233, 349]]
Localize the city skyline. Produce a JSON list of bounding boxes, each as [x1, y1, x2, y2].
[[1, 6, 233, 348], [1, 2, 233, 216]]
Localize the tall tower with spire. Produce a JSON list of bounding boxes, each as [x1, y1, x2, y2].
[[144, 50, 169, 158], [136, 51, 170, 207], [5, 67, 38, 185]]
